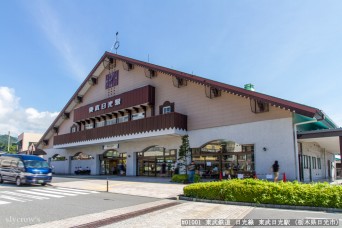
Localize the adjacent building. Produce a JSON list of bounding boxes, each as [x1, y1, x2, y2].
[[18, 132, 44, 155], [37, 52, 342, 181]]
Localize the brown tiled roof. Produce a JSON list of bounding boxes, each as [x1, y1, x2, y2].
[[107, 53, 322, 117], [37, 52, 325, 146]]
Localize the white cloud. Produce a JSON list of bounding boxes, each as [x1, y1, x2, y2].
[[0, 87, 58, 137], [27, 1, 88, 82]]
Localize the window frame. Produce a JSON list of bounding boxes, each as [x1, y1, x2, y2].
[[162, 106, 171, 114]]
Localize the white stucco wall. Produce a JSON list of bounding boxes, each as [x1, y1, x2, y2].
[[18, 132, 43, 152], [188, 117, 297, 180], [45, 118, 299, 180], [300, 142, 337, 181], [46, 135, 182, 175]]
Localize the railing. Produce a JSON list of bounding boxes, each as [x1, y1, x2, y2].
[[54, 112, 187, 145]]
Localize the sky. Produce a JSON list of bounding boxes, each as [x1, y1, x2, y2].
[[1, 0, 342, 137]]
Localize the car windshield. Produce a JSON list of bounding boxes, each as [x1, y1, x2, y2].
[[23, 160, 50, 168]]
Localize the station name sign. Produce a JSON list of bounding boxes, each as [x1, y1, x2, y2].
[[73, 85, 155, 122], [89, 98, 122, 113]]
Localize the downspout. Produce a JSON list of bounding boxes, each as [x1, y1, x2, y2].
[[293, 112, 324, 181]]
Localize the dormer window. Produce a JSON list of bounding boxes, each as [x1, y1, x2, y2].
[[70, 124, 78, 133], [163, 106, 171, 114], [159, 101, 175, 115]]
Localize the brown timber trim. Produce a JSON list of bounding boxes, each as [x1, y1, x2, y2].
[[297, 130, 342, 139], [73, 85, 155, 122], [54, 112, 187, 145]]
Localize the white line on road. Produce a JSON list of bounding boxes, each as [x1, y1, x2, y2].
[[0, 200, 11, 205], [1, 191, 49, 200], [17, 190, 64, 198], [0, 195, 31, 202], [56, 187, 99, 194], [44, 188, 89, 195], [29, 189, 77, 196]]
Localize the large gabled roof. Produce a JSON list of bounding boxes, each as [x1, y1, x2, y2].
[[37, 52, 335, 147]]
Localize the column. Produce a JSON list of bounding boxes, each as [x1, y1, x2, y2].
[[126, 151, 137, 176]]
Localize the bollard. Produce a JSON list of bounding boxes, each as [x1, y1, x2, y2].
[[107, 177, 109, 192]]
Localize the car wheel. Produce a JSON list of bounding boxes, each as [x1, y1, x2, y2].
[[16, 177, 21, 186], [41, 183, 47, 186], [0, 175, 3, 184]]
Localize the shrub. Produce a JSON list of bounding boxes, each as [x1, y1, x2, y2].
[[171, 174, 201, 183], [183, 179, 342, 208]]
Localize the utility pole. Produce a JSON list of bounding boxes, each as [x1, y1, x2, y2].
[[7, 131, 10, 152]]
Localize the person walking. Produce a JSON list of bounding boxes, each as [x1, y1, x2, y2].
[[187, 161, 196, 183], [161, 161, 167, 177], [272, 160, 280, 182]]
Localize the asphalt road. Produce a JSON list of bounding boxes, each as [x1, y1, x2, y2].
[[0, 180, 161, 228]]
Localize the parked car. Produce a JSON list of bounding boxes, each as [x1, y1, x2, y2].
[[0, 154, 52, 186]]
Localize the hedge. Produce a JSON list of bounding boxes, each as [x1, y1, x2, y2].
[[183, 179, 342, 208], [171, 174, 201, 183]]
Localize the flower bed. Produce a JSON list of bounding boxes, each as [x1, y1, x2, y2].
[[183, 179, 342, 208]]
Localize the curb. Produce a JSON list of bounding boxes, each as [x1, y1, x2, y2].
[[179, 196, 342, 213]]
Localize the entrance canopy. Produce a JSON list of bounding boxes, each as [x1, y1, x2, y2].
[[297, 128, 342, 156]]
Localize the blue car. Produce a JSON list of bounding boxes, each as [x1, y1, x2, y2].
[[0, 154, 52, 186]]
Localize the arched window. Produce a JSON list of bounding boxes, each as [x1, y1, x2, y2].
[[103, 150, 120, 158], [142, 146, 165, 157], [72, 152, 93, 160], [159, 101, 174, 114], [51, 154, 67, 161]]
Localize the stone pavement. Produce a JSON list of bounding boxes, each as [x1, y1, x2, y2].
[[100, 201, 253, 228], [51, 176, 186, 199], [23, 199, 253, 228]]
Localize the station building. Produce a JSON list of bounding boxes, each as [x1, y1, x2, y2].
[[37, 52, 342, 181]]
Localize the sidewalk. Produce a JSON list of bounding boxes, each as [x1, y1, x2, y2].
[[23, 199, 253, 228], [51, 175, 186, 199]]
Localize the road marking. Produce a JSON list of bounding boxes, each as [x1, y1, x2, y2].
[[56, 187, 100, 194], [0, 187, 100, 206], [0, 195, 31, 202], [29, 189, 77, 196], [0, 200, 10, 205], [45, 188, 90, 195], [17, 190, 65, 198], [1, 191, 49, 200]]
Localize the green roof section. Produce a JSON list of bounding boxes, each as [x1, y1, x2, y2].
[[294, 114, 338, 132]]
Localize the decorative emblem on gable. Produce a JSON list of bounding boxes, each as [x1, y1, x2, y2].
[[105, 70, 119, 89]]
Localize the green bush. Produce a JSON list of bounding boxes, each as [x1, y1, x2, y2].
[[183, 179, 342, 208], [171, 174, 201, 183]]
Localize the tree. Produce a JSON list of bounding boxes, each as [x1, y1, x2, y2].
[[178, 135, 191, 174]]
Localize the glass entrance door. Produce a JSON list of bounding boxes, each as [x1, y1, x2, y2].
[[138, 159, 156, 176], [137, 148, 176, 177], [108, 160, 118, 175]]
